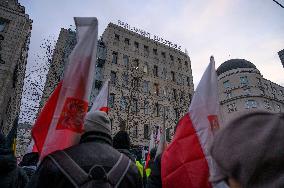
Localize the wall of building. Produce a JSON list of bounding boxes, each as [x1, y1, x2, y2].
[[0, 0, 32, 135], [218, 67, 284, 125]]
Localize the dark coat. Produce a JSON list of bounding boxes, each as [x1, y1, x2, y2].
[[19, 152, 39, 180], [146, 154, 162, 188], [27, 132, 143, 188], [0, 148, 28, 188]]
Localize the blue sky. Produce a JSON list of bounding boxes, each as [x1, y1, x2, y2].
[[18, 0, 284, 122]]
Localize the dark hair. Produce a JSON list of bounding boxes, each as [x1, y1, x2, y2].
[[150, 147, 157, 159], [113, 131, 130, 150]]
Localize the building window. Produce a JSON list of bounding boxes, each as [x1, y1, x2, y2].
[[184, 61, 188, 67], [173, 89, 177, 100], [163, 68, 167, 79], [122, 73, 128, 87], [154, 83, 159, 96], [166, 128, 171, 142], [112, 52, 118, 64], [144, 101, 149, 114], [153, 65, 158, 77], [120, 96, 127, 110], [143, 63, 148, 74], [123, 55, 129, 66], [177, 58, 181, 69], [240, 76, 249, 86], [114, 34, 120, 41], [161, 52, 166, 58], [163, 86, 167, 97], [223, 80, 231, 89], [272, 88, 276, 98], [144, 124, 149, 139], [153, 48, 158, 55], [154, 103, 160, 117], [110, 71, 117, 85], [186, 77, 190, 86], [124, 38, 130, 45], [132, 98, 138, 114], [245, 100, 257, 109], [279, 90, 283, 97], [133, 59, 139, 69], [133, 125, 138, 138], [0, 19, 7, 32], [143, 81, 149, 93], [227, 103, 237, 113], [134, 41, 139, 49], [144, 45, 149, 55], [174, 108, 179, 120], [170, 55, 174, 61], [109, 93, 115, 108], [171, 71, 175, 82]]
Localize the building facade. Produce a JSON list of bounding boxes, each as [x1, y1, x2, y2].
[[92, 23, 194, 147], [0, 0, 32, 135], [38, 28, 76, 111], [39, 23, 194, 148], [217, 59, 284, 124]]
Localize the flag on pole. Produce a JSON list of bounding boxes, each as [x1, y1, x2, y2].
[[6, 116, 19, 154], [145, 130, 155, 169], [161, 56, 222, 188], [90, 79, 110, 113], [32, 17, 98, 160], [155, 125, 167, 160]]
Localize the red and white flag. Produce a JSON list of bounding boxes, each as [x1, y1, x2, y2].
[[145, 130, 155, 168], [161, 56, 223, 188], [32, 17, 98, 160], [90, 79, 110, 113]]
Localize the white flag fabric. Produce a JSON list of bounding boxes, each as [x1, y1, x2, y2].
[[90, 79, 110, 112], [34, 17, 98, 160]]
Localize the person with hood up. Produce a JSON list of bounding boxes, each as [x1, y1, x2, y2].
[[113, 130, 136, 162], [27, 111, 142, 188], [211, 111, 284, 188], [0, 133, 28, 188]]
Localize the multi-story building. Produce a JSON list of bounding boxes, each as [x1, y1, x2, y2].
[[38, 28, 76, 111], [39, 22, 194, 149], [92, 23, 194, 147], [217, 59, 284, 124], [0, 0, 32, 135], [278, 49, 284, 68]]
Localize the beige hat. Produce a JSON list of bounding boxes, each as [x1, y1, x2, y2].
[[211, 111, 284, 187], [84, 111, 111, 136]]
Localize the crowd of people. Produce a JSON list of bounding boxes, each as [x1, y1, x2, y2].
[[0, 110, 284, 188]]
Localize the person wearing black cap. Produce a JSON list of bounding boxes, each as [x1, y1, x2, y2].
[[113, 130, 136, 162], [27, 111, 142, 188]]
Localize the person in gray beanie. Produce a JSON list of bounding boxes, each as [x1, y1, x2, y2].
[[210, 111, 284, 188], [27, 111, 142, 188]]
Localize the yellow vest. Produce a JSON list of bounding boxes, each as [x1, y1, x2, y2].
[[145, 168, 151, 177], [136, 161, 144, 178]]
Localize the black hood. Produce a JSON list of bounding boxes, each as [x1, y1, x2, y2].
[[19, 152, 39, 167], [0, 148, 17, 174]]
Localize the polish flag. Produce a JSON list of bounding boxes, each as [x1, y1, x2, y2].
[[155, 125, 167, 159], [145, 130, 155, 168], [90, 79, 110, 113], [32, 17, 98, 160], [161, 57, 224, 188]]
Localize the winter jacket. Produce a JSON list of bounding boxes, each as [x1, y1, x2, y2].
[[0, 148, 28, 188], [146, 154, 162, 188], [117, 148, 136, 162], [27, 131, 143, 188], [19, 152, 39, 180]]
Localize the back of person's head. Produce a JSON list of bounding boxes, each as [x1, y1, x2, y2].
[[84, 111, 111, 138], [211, 111, 284, 187], [113, 130, 130, 150], [150, 147, 157, 159], [19, 152, 39, 167]]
